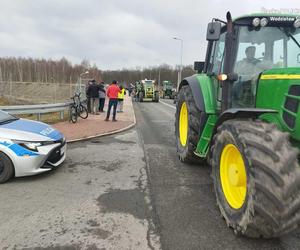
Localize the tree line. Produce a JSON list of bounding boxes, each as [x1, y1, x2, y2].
[[0, 57, 196, 87]]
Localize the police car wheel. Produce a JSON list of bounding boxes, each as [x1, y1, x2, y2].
[[0, 152, 14, 184]]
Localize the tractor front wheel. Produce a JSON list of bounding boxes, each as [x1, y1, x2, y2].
[[175, 85, 205, 163], [211, 120, 300, 238]]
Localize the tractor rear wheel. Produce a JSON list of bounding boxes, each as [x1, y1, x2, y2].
[[175, 85, 205, 163], [211, 119, 300, 238], [154, 91, 159, 102], [139, 92, 143, 102]]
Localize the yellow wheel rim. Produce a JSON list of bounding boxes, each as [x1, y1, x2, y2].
[[220, 144, 247, 209], [179, 102, 188, 146]]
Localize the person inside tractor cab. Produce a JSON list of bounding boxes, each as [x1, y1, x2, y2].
[[233, 46, 273, 108], [232, 46, 258, 108], [235, 46, 261, 76], [236, 46, 273, 74]]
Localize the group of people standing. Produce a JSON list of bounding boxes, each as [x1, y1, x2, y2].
[[86, 79, 126, 121], [86, 80, 106, 114]]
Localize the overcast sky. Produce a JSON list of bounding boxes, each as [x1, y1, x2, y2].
[[0, 0, 299, 70]]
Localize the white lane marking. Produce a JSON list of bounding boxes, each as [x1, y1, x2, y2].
[[159, 100, 176, 110]]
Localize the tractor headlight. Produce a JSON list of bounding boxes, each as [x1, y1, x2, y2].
[[252, 18, 260, 27], [294, 18, 300, 28], [260, 18, 268, 27]]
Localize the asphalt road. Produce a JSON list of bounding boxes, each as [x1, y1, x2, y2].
[[1, 98, 300, 250], [0, 130, 160, 250], [135, 98, 300, 250]]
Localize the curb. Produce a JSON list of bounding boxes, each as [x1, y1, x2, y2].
[[66, 100, 137, 143]]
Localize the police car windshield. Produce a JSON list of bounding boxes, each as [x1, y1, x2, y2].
[[0, 110, 19, 124]]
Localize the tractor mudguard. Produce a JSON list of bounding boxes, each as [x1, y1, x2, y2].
[[213, 108, 277, 135], [179, 76, 205, 112], [195, 108, 278, 159]]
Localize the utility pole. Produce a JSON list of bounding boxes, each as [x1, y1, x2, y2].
[[173, 37, 183, 90]]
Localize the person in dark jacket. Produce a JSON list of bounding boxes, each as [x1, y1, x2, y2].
[[87, 79, 100, 114], [98, 81, 106, 112]]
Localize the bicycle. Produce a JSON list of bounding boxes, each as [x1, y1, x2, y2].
[[69, 92, 88, 123]]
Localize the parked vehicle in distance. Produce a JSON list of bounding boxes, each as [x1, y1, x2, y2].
[[0, 110, 66, 183], [136, 79, 159, 102], [162, 80, 175, 99]]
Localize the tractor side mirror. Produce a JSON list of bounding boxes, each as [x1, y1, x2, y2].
[[297, 53, 300, 64], [206, 22, 221, 41], [194, 61, 205, 73]]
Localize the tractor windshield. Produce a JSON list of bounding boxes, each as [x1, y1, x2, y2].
[[234, 26, 300, 71], [164, 82, 173, 89], [144, 81, 154, 88], [232, 26, 300, 107]]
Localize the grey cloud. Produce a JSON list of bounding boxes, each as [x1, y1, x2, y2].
[[0, 0, 298, 69]]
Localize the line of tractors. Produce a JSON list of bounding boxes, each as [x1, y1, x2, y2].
[[133, 79, 176, 102]]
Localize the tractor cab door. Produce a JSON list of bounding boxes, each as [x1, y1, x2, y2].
[[231, 27, 271, 108], [206, 32, 226, 111]]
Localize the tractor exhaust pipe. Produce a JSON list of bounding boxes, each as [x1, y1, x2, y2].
[[221, 11, 235, 112]]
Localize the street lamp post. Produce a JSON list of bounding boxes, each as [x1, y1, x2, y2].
[[79, 70, 89, 93], [173, 37, 183, 90]]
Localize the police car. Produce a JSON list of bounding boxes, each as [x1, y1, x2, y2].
[[0, 110, 66, 183]]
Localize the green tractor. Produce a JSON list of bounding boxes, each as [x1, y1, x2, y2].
[[162, 80, 175, 99], [137, 79, 159, 102], [175, 12, 300, 238]]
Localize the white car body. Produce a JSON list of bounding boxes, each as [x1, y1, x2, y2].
[[0, 111, 66, 178]]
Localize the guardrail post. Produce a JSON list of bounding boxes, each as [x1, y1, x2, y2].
[[37, 113, 41, 121], [60, 111, 64, 120]]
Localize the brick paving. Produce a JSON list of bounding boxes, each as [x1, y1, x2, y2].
[[53, 96, 135, 142]]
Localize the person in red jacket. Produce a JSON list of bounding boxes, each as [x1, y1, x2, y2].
[[105, 80, 121, 121]]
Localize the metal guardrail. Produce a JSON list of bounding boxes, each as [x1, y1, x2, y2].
[[0, 102, 72, 120]]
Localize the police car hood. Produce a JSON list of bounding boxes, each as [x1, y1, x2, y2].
[[0, 118, 63, 142]]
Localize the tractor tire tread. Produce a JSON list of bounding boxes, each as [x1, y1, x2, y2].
[[175, 85, 203, 164], [211, 119, 300, 238]]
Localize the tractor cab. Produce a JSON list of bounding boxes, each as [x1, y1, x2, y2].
[[202, 13, 300, 110], [203, 13, 300, 141], [199, 14, 300, 108]]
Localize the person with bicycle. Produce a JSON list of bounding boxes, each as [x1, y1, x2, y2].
[[105, 80, 121, 122]]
